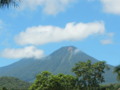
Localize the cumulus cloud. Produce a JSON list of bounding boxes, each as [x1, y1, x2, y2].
[[101, 0, 120, 15], [101, 39, 113, 45], [87, 0, 95, 2], [0, 20, 3, 30], [15, 21, 105, 45], [0, 46, 44, 59], [0, 20, 4, 35], [101, 32, 114, 45], [107, 32, 114, 37], [0, 20, 2, 24], [20, 0, 75, 15]]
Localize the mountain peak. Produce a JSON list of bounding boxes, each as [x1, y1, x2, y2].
[[50, 46, 79, 56], [63, 46, 78, 53], [0, 46, 117, 84], [61, 46, 77, 50]]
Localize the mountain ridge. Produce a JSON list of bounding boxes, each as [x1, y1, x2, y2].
[[0, 46, 117, 83]]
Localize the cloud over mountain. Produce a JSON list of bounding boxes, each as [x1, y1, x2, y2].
[[0, 46, 44, 59], [15, 21, 105, 45]]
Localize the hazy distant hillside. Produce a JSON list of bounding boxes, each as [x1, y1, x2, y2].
[[0, 77, 30, 90], [0, 46, 117, 84]]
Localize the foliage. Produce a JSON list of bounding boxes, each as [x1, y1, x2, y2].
[[0, 46, 117, 83], [101, 83, 120, 90], [0, 60, 119, 90], [0, 0, 20, 8], [30, 60, 113, 90], [29, 71, 76, 90], [72, 60, 109, 89], [114, 65, 120, 81], [0, 77, 30, 90]]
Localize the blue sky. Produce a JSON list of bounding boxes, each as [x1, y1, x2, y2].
[[0, 0, 120, 67]]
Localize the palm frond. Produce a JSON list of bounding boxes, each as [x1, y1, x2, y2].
[[0, 0, 20, 8]]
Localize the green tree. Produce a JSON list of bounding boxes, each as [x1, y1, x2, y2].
[[29, 71, 52, 90], [55, 74, 76, 90], [29, 71, 76, 90], [72, 60, 109, 89], [2, 87, 7, 90], [0, 77, 30, 90], [0, 0, 19, 8], [114, 65, 120, 81]]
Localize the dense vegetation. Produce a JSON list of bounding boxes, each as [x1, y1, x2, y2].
[[29, 71, 76, 90], [0, 46, 117, 83], [0, 60, 119, 90], [0, 77, 30, 90], [101, 83, 120, 90], [30, 60, 120, 90], [114, 65, 120, 81]]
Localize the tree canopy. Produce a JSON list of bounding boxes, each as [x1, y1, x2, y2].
[[0, 77, 30, 90], [72, 60, 109, 89], [0, 0, 19, 8], [30, 60, 110, 90], [114, 65, 120, 81], [29, 71, 76, 90]]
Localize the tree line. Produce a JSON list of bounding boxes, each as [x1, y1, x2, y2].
[[0, 2, 120, 90], [29, 60, 120, 90], [0, 60, 119, 90]]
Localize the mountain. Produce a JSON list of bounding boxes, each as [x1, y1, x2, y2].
[[0, 77, 30, 90], [0, 46, 117, 84]]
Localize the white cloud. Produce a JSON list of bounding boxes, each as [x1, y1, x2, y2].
[[0, 20, 3, 30], [0, 20, 2, 24], [107, 32, 114, 37], [0, 20, 4, 35], [15, 21, 105, 45], [101, 39, 113, 45], [100, 32, 114, 45], [0, 46, 44, 59], [20, 0, 75, 15], [101, 0, 120, 15], [87, 0, 95, 2]]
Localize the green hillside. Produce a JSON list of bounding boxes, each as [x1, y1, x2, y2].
[[0, 46, 117, 84], [0, 77, 30, 90]]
